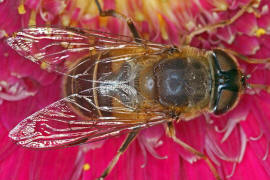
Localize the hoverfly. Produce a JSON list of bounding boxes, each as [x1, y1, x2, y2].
[[6, 0, 266, 179]]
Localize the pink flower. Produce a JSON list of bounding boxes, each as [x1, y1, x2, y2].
[[1, 0, 270, 179]]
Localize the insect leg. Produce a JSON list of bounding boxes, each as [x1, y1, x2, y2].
[[184, 0, 257, 45], [166, 122, 221, 180], [224, 49, 270, 64], [221, 49, 270, 93], [94, 0, 141, 42], [98, 130, 139, 180]]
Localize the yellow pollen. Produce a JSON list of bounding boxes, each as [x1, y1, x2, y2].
[[83, 163, 90, 171], [40, 62, 48, 70], [255, 28, 266, 37], [18, 3, 26, 15]]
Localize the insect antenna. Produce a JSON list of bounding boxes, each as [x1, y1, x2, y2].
[[226, 49, 270, 64], [243, 67, 270, 94], [228, 50, 270, 94], [248, 84, 270, 94]]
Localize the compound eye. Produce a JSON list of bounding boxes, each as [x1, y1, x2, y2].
[[211, 48, 242, 115], [214, 89, 239, 115]]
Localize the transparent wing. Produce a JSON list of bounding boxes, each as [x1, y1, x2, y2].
[[8, 94, 167, 149], [6, 27, 167, 73], [7, 27, 171, 149]]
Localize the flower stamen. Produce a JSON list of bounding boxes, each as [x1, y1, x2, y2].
[[18, 0, 26, 15], [262, 142, 269, 161], [83, 163, 90, 171], [29, 10, 37, 26], [249, 130, 263, 141], [157, 14, 168, 40], [226, 162, 237, 178], [40, 62, 48, 70], [255, 28, 266, 37]]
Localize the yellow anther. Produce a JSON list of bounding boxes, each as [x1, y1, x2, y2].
[[29, 10, 37, 26], [255, 28, 266, 37], [18, 4, 26, 15], [40, 62, 48, 70], [135, 11, 144, 21], [83, 163, 90, 171], [158, 13, 168, 40], [99, 17, 108, 28], [61, 15, 71, 26]]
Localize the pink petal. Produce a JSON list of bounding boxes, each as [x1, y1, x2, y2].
[[228, 0, 251, 10], [251, 97, 270, 142], [247, 64, 270, 85], [240, 104, 270, 177], [0, 77, 62, 130], [216, 26, 235, 44], [0, 146, 80, 180], [258, 35, 270, 52], [82, 136, 125, 179], [107, 18, 120, 35], [249, 45, 270, 59], [138, 125, 166, 162], [160, 14, 179, 44], [0, 77, 39, 102], [231, 13, 257, 36], [0, 123, 18, 162], [0, 123, 80, 180], [0, 0, 30, 34], [42, 0, 66, 17], [227, 35, 260, 55], [257, 2, 270, 31], [103, 0, 115, 10], [25, 0, 41, 9], [232, 145, 269, 180], [179, 156, 216, 180], [198, 0, 216, 10]]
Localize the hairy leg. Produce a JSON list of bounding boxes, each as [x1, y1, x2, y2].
[[94, 0, 141, 42], [98, 130, 139, 179], [224, 49, 270, 64], [166, 122, 221, 180]]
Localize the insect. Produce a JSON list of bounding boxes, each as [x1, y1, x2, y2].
[[6, 0, 267, 179]]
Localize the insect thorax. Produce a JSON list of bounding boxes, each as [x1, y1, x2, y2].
[[152, 57, 211, 114]]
